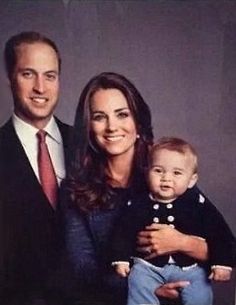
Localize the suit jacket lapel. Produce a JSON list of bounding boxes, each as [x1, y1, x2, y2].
[[1, 118, 71, 213], [1, 119, 56, 213]]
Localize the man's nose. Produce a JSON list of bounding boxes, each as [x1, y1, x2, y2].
[[33, 76, 45, 93]]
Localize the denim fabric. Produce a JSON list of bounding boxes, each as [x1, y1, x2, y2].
[[127, 259, 213, 305]]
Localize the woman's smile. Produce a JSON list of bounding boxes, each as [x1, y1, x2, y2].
[[90, 88, 137, 158]]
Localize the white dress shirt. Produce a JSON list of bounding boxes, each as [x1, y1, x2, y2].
[[13, 114, 66, 185]]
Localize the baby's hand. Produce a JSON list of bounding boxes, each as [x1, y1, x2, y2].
[[115, 263, 130, 277], [209, 267, 232, 281]]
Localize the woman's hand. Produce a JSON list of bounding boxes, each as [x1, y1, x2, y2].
[[155, 281, 190, 299], [137, 223, 187, 259], [136, 223, 208, 261]]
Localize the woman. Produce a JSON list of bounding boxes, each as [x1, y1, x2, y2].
[[61, 72, 208, 305]]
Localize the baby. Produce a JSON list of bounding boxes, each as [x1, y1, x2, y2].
[[111, 137, 236, 305]]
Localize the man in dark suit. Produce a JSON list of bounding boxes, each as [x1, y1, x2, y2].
[[0, 32, 71, 305]]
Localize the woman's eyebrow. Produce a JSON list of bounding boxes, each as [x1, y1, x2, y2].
[[114, 107, 129, 112]]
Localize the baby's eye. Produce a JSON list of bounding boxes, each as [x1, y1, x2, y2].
[[174, 171, 182, 176], [153, 168, 163, 174]]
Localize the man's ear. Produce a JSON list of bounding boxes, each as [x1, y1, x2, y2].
[[188, 173, 198, 189]]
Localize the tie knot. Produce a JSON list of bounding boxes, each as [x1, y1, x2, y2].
[[37, 130, 47, 143]]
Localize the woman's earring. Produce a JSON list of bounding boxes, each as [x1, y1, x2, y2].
[[136, 134, 140, 139]]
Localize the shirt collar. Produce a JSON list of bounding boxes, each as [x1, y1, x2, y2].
[[12, 114, 62, 145], [43, 116, 62, 144], [149, 193, 175, 204]]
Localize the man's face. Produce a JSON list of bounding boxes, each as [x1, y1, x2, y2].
[[11, 42, 59, 129]]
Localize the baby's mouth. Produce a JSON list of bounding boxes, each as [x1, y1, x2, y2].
[[160, 185, 171, 191]]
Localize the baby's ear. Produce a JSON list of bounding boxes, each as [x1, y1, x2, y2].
[[188, 173, 198, 189]]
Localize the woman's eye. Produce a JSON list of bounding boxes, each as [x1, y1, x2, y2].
[[91, 114, 106, 121], [117, 112, 129, 119]]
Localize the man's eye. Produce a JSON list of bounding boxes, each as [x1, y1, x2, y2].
[[46, 73, 57, 81], [22, 71, 33, 78]]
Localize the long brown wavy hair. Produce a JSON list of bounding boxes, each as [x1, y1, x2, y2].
[[66, 72, 153, 212]]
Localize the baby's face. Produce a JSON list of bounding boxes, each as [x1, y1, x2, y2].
[[147, 149, 198, 202]]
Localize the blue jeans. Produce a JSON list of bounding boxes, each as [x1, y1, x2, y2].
[[127, 258, 213, 305]]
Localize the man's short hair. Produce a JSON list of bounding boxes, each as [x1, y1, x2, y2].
[[4, 31, 61, 79]]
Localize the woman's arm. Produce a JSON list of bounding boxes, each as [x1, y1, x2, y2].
[[137, 223, 208, 261], [62, 205, 100, 284]]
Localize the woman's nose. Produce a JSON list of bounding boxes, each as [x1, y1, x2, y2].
[[106, 117, 118, 131]]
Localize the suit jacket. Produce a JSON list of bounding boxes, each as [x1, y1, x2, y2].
[[0, 118, 71, 300]]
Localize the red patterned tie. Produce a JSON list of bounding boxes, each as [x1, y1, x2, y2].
[[37, 130, 58, 209]]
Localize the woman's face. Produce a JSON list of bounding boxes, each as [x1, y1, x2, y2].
[[90, 88, 138, 159]]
